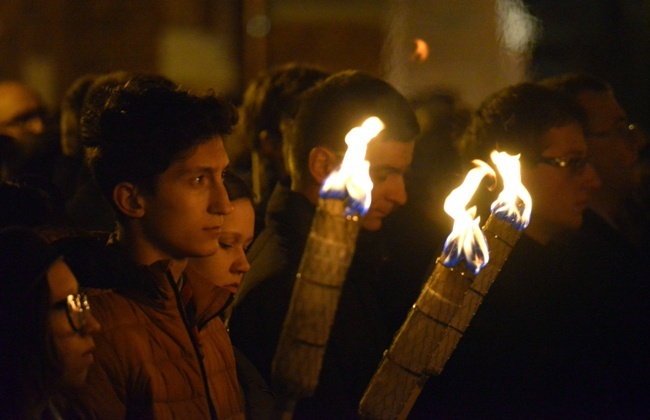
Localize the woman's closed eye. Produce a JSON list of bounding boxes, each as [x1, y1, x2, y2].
[[218, 241, 233, 250]]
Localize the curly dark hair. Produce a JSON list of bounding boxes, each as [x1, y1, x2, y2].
[[540, 73, 612, 99], [80, 74, 238, 214]]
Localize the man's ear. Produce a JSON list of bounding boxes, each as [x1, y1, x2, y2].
[[308, 146, 338, 185], [113, 182, 145, 218]]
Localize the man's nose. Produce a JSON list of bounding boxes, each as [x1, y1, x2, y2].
[[583, 162, 602, 190], [386, 176, 408, 206], [208, 181, 233, 215], [25, 116, 45, 135]]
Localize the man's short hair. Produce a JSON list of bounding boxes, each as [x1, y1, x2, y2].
[[459, 82, 586, 164], [80, 74, 238, 213], [286, 70, 420, 184], [540, 73, 612, 100], [239, 62, 330, 153]]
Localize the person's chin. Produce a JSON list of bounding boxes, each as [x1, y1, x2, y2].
[[221, 284, 239, 295], [361, 216, 383, 231], [566, 215, 583, 230], [64, 369, 90, 389]]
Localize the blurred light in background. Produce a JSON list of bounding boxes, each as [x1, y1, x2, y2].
[[495, 0, 540, 55], [411, 38, 429, 63], [247, 14, 272, 38]]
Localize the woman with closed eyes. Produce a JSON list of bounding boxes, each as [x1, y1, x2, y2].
[[188, 172, 274, 419]]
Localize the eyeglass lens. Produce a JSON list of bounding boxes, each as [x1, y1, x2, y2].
[[66, 293, 90, 332]]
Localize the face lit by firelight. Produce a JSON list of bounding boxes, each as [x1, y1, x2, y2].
[[521, 122, 601, 243], [189, 198, 255, 294], [48, 260, 100, 387], [362, 138, 415, 231]]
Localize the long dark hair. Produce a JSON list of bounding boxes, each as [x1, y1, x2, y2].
[[0, 227, 63, 417]]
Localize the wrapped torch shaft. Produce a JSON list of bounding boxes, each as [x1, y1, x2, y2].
[[357, 257, 475, 418], [359, 213, 521, 420], [427, 214, 521, 374], [272, 198, 361, 409]]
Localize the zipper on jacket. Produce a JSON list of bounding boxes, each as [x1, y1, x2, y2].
[[168, 271, 218, 420]]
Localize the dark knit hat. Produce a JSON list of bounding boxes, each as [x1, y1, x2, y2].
[[0, 227, 61, 298]]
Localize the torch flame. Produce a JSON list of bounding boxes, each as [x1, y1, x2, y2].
[[320, 117, 384, 217], [489, 151, 532, 229], [442, 159, 496, 274]]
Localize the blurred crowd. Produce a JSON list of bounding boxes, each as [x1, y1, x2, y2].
[[1, 65, 649, 418]]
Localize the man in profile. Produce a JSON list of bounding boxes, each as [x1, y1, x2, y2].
[[543, 74, 649, 251], [543, 74, 650, 415], [229, 70, 420, 417], [56, 75, 245, 418]]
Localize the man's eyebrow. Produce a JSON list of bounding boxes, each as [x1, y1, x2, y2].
[[370, 165, 409, 173], [558, 147, 588, 157], [177, 166, 220, 176]]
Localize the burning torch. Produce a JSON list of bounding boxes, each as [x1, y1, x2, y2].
[[359, 151, 531, 419], [272, 117, 384, 416]]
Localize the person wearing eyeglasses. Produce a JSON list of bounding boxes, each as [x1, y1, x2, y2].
[[0, 81, 59, 182], [460, 82, 601, 245], [542, 73, 650, 414], [0, 81, 46, 141], [414, 82, 610, 417], [0, 227, 100, 418], [543, 74, 649, 251]]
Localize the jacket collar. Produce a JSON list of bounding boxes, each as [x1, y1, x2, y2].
[[184, 263, 234, 328]]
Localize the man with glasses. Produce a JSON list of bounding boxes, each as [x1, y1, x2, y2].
[[543, 74, 649, 251], [542, 74, 650, 415], [459, 82, 601, 245], [417, 82, 612, 417], [0, 81, 56, 181], [0, 81, 46, 140]]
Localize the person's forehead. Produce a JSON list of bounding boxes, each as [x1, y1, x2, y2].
[[541, 123, 587, 155], [169, 135, 229, 173], [224, 200, 255, 235], [365, 138, 415, 167], [0, 84, 41, 118], [47, 260, 78, 301], [227, 199, 254, 222]]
